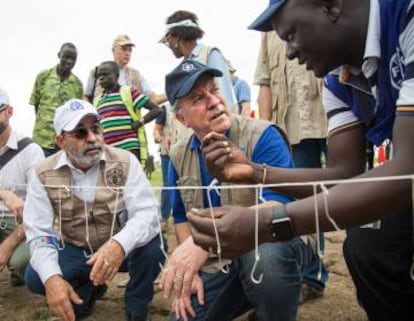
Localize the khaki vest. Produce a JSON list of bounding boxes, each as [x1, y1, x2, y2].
[[254, 32, 327, 145], [170, 115, 274, 271], [171, 115, 273, 211], [36, 145, 130, 250]]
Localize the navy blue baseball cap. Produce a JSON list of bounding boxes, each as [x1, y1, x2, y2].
[[165, 60, 222, 107], [248, 0, 287, 31]]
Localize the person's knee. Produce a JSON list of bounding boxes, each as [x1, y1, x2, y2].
[[24, 264, 45, 295]]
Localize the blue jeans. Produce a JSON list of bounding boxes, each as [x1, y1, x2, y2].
[[25, 236, 165, 317], [292, 138, 329, 289], [170, 237, 316, 321], [160, 154, 171, 220]]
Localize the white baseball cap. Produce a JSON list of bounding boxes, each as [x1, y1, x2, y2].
[[54, 99, 99, 134], [0, 88, 10, 107]]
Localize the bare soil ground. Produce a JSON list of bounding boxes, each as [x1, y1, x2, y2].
[[0, 229, 368, 321]]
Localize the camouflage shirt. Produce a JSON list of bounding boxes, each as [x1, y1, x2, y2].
[[29, 66, 83, 148]]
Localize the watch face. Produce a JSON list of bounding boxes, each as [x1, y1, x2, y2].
[[271, 217, 295, 241]]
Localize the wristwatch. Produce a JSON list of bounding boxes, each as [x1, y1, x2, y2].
[[269, 205, 296, 242]]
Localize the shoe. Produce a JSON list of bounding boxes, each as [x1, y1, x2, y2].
[[10, 273, 24, 287], [299, 282, 324, 304], [75, 284, 108, 320]]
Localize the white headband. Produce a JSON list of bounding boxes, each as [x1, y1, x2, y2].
[[165, 19, 199, 33]]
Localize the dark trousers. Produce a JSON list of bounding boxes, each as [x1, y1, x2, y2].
[[25, 236, 165, 317], [344, 210, 414, 321]]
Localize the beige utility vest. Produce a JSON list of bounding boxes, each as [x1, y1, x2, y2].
[[36, 145, 130, 250], [171, 116, 274, 211], [170, 116, 275, 271]]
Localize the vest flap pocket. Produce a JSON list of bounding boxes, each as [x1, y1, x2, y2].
[[44, 176, 71, 200]]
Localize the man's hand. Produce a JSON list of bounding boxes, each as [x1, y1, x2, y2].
[[0, 241, 13, 272], [160, 236, 208, 301], [201, 132, 256, 183], [87, 239, 125, 286], [0, 190, 24, 221], [188, 206, 273, 259], [171, 274, 204, 321], [44, 275, 83, 321]]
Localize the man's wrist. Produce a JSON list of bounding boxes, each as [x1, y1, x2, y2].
[[252, 163, 265, 184], [268, 205, 296, 242]]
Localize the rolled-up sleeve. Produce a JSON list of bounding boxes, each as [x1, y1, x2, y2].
[[112, 153, 160, 255]]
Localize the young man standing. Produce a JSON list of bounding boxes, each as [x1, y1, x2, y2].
[[30, 43, 83, 156]]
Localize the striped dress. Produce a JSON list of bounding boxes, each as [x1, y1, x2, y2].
[[95, 87, 149, 151]]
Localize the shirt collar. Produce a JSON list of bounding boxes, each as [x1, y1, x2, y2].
[[54, 149, 107, 171], [189, 43, 203, 59]]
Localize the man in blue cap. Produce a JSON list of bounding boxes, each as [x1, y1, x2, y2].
[[188, 1, 414, 320], [159, 59, 319, 321]]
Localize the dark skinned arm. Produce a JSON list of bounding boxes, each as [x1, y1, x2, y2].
[[188, 115, 414, 258], [201, 123, 367, 199], [131, 101, 162, 130]]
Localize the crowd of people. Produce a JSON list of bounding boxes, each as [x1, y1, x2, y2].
[[0, 1, 413, 321]]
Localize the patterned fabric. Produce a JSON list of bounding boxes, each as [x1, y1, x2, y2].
[[95, 87, 149, 151], [29, 66, 83, 149]]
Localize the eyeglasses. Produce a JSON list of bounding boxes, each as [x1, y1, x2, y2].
[[64, 124, 102, 140]]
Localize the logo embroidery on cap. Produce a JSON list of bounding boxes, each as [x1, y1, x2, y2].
[[106, 168, 124, 187], [69, 100, 85, 110], [181, 62, 196, 73]]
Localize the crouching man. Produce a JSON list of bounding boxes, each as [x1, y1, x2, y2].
[[24, 99, 164, 321]]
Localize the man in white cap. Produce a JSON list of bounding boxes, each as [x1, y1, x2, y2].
[[23, 98, 164, 321], [84, 34, 167, 105], [0, 88, 44, 287]]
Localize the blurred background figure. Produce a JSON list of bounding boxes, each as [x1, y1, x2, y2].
[[228, 60, 251, 117]]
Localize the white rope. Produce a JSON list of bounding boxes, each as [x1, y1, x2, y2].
[[109, 188, 120, 238], [17, 173, 414, 191], [312, 184, 323, 281], [83, 199, 94, 258], [250, 185, 264, 284], [206, 179, 229, 274], [320, 183, 341, 231]]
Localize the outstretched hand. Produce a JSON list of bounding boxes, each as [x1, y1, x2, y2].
[[201, 132, 256, 184], [187, 206, 261, 259]]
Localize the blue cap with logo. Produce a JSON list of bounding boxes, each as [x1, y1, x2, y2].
[[248, 0, 287, 31], [165, 60, 222, 107]]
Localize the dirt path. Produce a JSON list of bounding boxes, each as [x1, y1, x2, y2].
[[0, 231, 368, 321]]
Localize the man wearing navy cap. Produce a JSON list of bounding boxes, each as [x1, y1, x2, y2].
[[188, 0, 414, 320], [160, 60, 318, 321]]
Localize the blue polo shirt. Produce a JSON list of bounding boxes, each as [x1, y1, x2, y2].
[[168, 125, 294, 224]]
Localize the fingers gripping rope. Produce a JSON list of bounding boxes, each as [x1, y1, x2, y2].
[[207, 178, 230, 274]]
